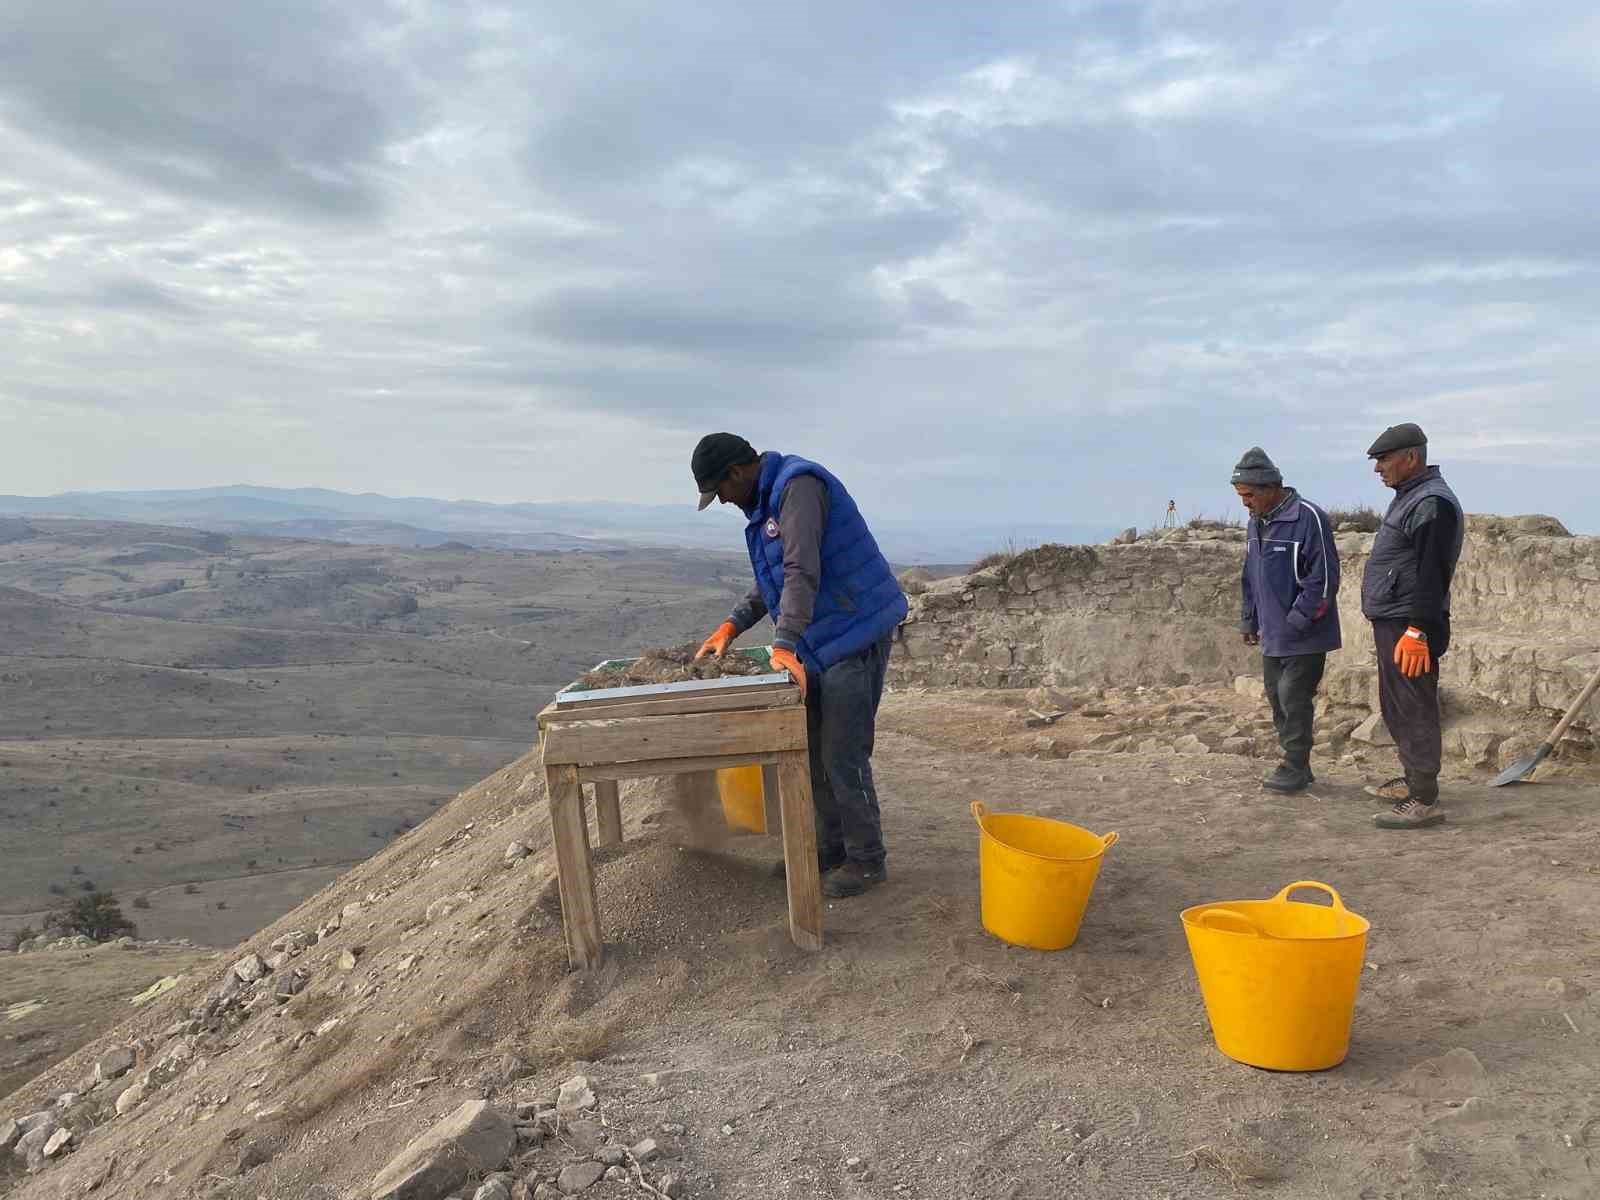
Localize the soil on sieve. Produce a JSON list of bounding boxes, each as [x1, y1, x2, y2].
[[7, 690, 1600, 1200], [574, 643, 770, 690]]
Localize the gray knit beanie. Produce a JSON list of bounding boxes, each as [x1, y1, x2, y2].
[[1230, 447, 1283, 487]]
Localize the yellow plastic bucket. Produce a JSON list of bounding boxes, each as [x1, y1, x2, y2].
[[716, 765, 766, 833], [971, 802, 1118, 950], [1181, 881, 1370, 1071]]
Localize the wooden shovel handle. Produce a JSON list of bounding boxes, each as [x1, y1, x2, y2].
[[1547, 661, 1600, 747]]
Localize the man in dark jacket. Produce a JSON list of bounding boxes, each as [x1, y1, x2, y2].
[[1360, 423, 1463, 829], [690, 433, 908, 897], [1233, 448, 1342, 793]]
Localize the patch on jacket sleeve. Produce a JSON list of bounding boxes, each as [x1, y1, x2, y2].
[[764, 517, 780, 539]]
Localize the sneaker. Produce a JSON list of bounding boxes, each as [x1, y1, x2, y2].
[[821, 861, 888, 898], [1374, 798, 1445, 829], [1363, 776, 1410, 801], [1262, 763, 1312, 793]]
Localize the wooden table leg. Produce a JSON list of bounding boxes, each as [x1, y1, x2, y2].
[[775, 749, 823, 951], [592, 779, 622, 847], [546, 763, 602, 969], [760, 763, 781, 839]]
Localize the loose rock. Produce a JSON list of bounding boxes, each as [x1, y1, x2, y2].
[[659, 1174, 685, 1198], [563, 1119, 604, 1153], [94, 1047, 136, 1084], [14, 1124, 57, 1172], [603, 1166, 627, 1183], [115, 1082, 147, 1115], [595, 1145, 626, 1167], [0, 1119, 20, 1153], [232, 953, 267, 983], [556, 1075, 596, 1116], [473, 1180, 512, 1200], [18, 1111, 56, 1135], [505, 842, 531, 863], [42, 1127, 73, 1159], [370, 1099, 517, 1200], [238, 1138, 279, 1174], [339, 948, 363, 971], [556, 1161, 605, 1194], [630, 1137, 660, 1163]]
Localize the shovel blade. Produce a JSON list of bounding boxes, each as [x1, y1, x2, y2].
[[1490, 742, 1552, 787]]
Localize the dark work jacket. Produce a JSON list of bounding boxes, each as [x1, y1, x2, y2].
[[743, 452, 907, 673], [1361, 467, 1464, 622], [1240, 490, 1342, 657]]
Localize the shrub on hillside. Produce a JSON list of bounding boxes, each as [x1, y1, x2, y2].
[[45, 890, 137, 942], [7, 925, 38, 951]]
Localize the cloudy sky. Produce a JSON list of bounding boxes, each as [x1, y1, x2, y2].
[[3, 1, 1597, 532]]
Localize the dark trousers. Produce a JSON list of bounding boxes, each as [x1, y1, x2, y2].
[[1373, 619, 1447, 793], [805, 636, 892, 867], [1262, 652, 1327, 771]]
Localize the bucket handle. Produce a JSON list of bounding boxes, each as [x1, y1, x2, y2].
[[1196, 908, 1268, 937], [1270, 880, 1348, 911], [972, 802, 1119, 852]]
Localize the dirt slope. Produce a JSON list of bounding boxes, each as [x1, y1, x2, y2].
[[4, 692, 1598, 1199]]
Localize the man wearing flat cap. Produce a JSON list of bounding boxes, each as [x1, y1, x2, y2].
[[690, 433, 907, 896], [1232, 447, 1341, 794], [1361, 423, 1464, 829]]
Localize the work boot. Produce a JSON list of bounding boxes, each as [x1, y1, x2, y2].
[[1362, 776, 1409, 801], [771, 851, 846, 880], [821, 861, 888, 898], [1374, 797, 1445, 829], [1262, 763, 1312, 793]]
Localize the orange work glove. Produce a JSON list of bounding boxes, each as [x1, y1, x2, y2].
[[696, 621, 737, 659], [1393, 626, 1432, 678], [770, 646, 807, 699]]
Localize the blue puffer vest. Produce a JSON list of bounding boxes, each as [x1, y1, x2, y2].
[[744, 452, 908, 673]]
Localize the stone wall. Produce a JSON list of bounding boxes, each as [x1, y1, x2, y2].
[[891, 515, 1600, 768]]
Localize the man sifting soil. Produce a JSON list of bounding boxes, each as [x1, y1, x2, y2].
[[1233, 447, 1342, 793], [690, 433, 908, 897], [1360, 423, 1464, 829]]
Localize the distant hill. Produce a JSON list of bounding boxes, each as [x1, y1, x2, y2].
[[0, 485, 1116, 563]]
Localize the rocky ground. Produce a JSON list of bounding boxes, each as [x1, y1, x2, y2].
[[4, 688, 1599, 1200], [0, 938, 217, 1099]]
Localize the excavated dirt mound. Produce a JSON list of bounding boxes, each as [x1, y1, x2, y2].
[[6, 692, 1600, 1200], [574, 644, 770, 690]]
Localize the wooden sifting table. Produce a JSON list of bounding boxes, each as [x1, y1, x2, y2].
[[536, 651, 819, 969]]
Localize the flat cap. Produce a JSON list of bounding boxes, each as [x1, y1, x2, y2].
[[1366, 422, 1427, 458]]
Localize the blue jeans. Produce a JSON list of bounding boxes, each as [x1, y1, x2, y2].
[[805, 636, 891, 868]]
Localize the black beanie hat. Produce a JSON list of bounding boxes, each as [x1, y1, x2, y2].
[[1230, 446, 1283, 487]]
